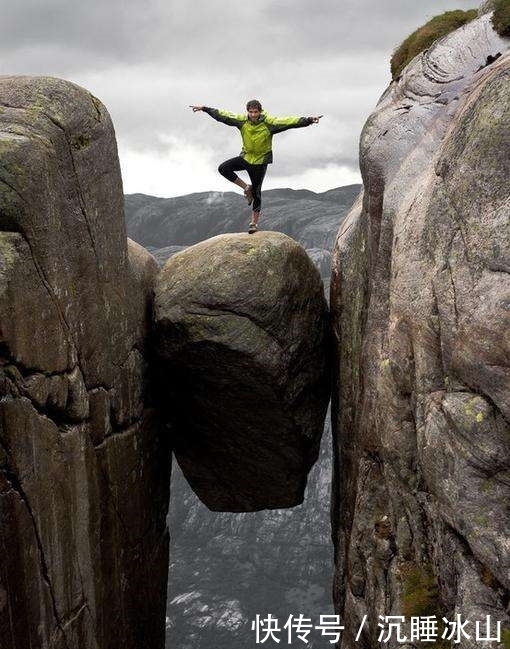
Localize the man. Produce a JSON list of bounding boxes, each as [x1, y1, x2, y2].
[[190, 100, 322, 233]]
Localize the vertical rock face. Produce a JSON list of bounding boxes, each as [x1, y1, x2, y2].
[[0, 77, 170, 649], [331, 16, 509, 648], [154, 232, 330, 512]]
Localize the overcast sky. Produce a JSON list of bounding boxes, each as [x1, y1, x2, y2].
[[2, 0, 477, 197]]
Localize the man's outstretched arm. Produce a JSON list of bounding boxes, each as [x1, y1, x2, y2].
[[190, 105, 245, 128], [264, 114, 323, 134]]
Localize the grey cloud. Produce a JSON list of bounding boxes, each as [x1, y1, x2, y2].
[[2, 0, 150, 64], [263, 0, 477, 53], [1, 0, 484, 195], [2, 0, 478, 75], [273, 152, 360, 178]]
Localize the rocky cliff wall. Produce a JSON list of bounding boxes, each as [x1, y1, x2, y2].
[[0, 77, 170, 649], [331, 13, 509, 649], [0, 75, 333, 648]]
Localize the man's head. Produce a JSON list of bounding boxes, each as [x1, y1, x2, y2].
[[246, 99, 262, 122]]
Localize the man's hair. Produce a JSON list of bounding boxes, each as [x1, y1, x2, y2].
[[246, 99, 262, 111]]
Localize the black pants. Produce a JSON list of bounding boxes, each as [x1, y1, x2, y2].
[[218, 156, 267, 212]]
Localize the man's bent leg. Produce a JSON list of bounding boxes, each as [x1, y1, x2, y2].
[[218, 157, 249, 190]]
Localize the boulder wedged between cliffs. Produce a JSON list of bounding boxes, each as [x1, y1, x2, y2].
[[154, 231, 331, 512]]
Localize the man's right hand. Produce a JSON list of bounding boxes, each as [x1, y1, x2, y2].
[[189, 105, 204, 112]]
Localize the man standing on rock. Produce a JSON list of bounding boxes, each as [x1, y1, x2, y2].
[[190, 100, 322, 233]]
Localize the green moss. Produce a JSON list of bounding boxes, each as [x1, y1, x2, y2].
[[400, 562, 440, 618], [0, 233, 19, 269], [399, 563, 456, 647], [480, 480, 493, 493], [464, 397, 486, 423], [391, 9, 478, 79], [71, 134, 90, 150], [472, 513, 489, 526], [6, 162, 25, 176], [492, 0, 510, 36], [501, 627, 510, 649]]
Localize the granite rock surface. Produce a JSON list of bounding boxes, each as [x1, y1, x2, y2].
[[154, 232, 330, 512], [330, 14, 509, 648], [0, 76, 170, 649]]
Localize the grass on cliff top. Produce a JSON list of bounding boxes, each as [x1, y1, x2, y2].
[[391, 9, 478, 79], [492, 0, 510, 36]]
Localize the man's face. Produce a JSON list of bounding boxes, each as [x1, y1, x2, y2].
[[247, 107, 261, 122]]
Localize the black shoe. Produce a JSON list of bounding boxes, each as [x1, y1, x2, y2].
[[248, 222, 258, 234]]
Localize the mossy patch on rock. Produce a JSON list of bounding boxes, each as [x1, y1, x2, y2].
[[71, 134, 91, 149], [492, 0, 510, 36], [400, 562, 441, 618], [399, 564, 455, 647], [390, 9, 478, 79]]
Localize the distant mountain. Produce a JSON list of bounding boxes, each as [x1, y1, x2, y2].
[[124, 184, 361, 252], [123, 183, 361, 300]]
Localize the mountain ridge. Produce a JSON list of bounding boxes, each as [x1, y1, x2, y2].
[[124, 184, 362, 252]]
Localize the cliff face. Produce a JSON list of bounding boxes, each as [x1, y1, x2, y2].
[[4, 17, 508, 646], [0, 76, 333, 648], [331, 14, 509, 648], [0, 77, 170, 649]]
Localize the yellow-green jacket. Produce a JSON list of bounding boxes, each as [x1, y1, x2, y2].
[[203, 107, 314, 165]]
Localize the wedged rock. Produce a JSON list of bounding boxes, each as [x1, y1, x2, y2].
[[0, 77, 169, 649], [331, 14, 509, 648], [154, 231, 330, 512]]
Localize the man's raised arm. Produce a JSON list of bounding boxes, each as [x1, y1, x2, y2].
[[264, 114, 323, 134], [190, 106, 245, 127]]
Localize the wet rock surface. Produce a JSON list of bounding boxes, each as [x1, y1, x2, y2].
[[0, 76, 170, 649], [331, 14, 509, 649], [154, 232, 330, 511]]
